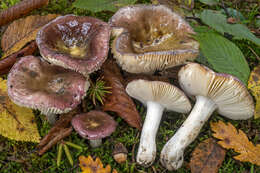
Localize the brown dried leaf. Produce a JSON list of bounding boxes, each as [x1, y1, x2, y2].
[[189, 138, 226, 173], [1, 14, 59, 58], [0, 41, 37, 75], [79, 155, 118, 173], [102, 59, 142, 130], [0, 78, 40, 142], [211, 121, 260, 166], [0, 0, 49, 26]]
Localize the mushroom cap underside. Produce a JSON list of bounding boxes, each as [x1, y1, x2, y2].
[[126, 79, 191, 113], [178, 63, 254, 119]]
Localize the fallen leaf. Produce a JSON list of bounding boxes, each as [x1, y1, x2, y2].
[[79, 155, 118, 173], [248, 65, 260, 119], [102, 59, 142, 130], [189, 138, 226, 173], [0, 0, 49, 26], [0, 78, 40, 142], [0, 41, 38, 75], [211, 121, 260, 166], [1, 14, 59, 58]]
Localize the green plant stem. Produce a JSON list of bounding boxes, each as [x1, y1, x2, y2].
[[57, 143, 63, 167], [63, 144, 73, 166], [65, 141, 82, 150]]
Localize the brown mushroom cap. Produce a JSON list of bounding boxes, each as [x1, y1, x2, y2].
[[71, 111, 117, 140], [36, 14, 111, 76], [109, 5, 199, 73], [178, 63, 254, 120], [7, 55, 89, 115]]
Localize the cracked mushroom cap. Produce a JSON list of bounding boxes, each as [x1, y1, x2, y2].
[[126, 79, 191, 113], [7, 55, 90, 115], [71, 111, 117, 140], [36, 14, 111, 76], [178, 63, 254, 119], [109, 4, 199, 73]]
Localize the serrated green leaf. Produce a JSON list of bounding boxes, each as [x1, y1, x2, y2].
[[200, 10, 260, 46], [195, 32, 250, 84], [199, 0, 219, 6], [73, 0, 137, 13]]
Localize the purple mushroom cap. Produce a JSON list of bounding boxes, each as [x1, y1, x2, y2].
[[71, 111, 117, 140], [36, 14, 111, 76], [7, 55, 90, 115]]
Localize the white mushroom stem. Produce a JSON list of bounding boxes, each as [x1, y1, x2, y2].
[[160, 96, 217, 170], [44, 113, 57, 125], [89, 139, 102, 148], [137, 101, 164, 167]]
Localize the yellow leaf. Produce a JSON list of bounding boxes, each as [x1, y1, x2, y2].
[[248, 65, 260, 119], [0, 78, 40, 142], [1, 14, 59, 58], [211, 121, 260, 166], [79, 155, 117, 173]]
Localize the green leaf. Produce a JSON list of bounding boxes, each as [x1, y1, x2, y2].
[[195, 32, 250, 84], [199, 0, 219, 6], [220, 8, 246, 22], [73, 0, 137, 13], [200, 10, 260, 46]]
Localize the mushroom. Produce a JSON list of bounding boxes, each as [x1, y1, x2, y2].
[[160, 63, 255, 170], [109, 4, 199, 73], [71, 110, 117, 148], [126, 79, 191, 166], [7, 55, 89, 124], [36, 14, 111, 77]]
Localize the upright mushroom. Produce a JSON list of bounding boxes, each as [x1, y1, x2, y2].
[[71, 111, 117, 148], [160, 63, 255, 170], [109, 5, 199, 73], [126, 79, 191, 166], [36, 14, 111, 76], [7, 56, 89, 124]]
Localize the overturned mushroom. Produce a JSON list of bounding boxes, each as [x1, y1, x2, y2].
[[71, 111, 117, 148], [36, 14, 111, 76], [160, 63, 254, 170], [109, 5, 199, 73], [7, 56, 89, 124], [126, 79, 191, 167]]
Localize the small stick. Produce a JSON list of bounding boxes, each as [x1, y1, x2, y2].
[[0, 0, 49, 26], [37, 107, 79, 149], [0, 41, 37, 75], [38, 127, 72, 155]]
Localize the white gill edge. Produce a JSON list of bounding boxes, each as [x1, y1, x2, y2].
[[136, 101, 164, 167], [160, 95, 217, 170]]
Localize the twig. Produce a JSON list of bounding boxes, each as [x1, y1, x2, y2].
[[0, 41, 37, 75], [0, 0, 49, 26], [38, 127, 73, 155], [131, 132, 140, 163], [247, 46, 260, 61], [37, 107, 79, 149]]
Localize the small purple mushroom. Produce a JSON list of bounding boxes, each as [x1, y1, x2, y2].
[[36, 14, 111, 76], [7, 55, 90, 124], [71, 110, 117, 148]]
